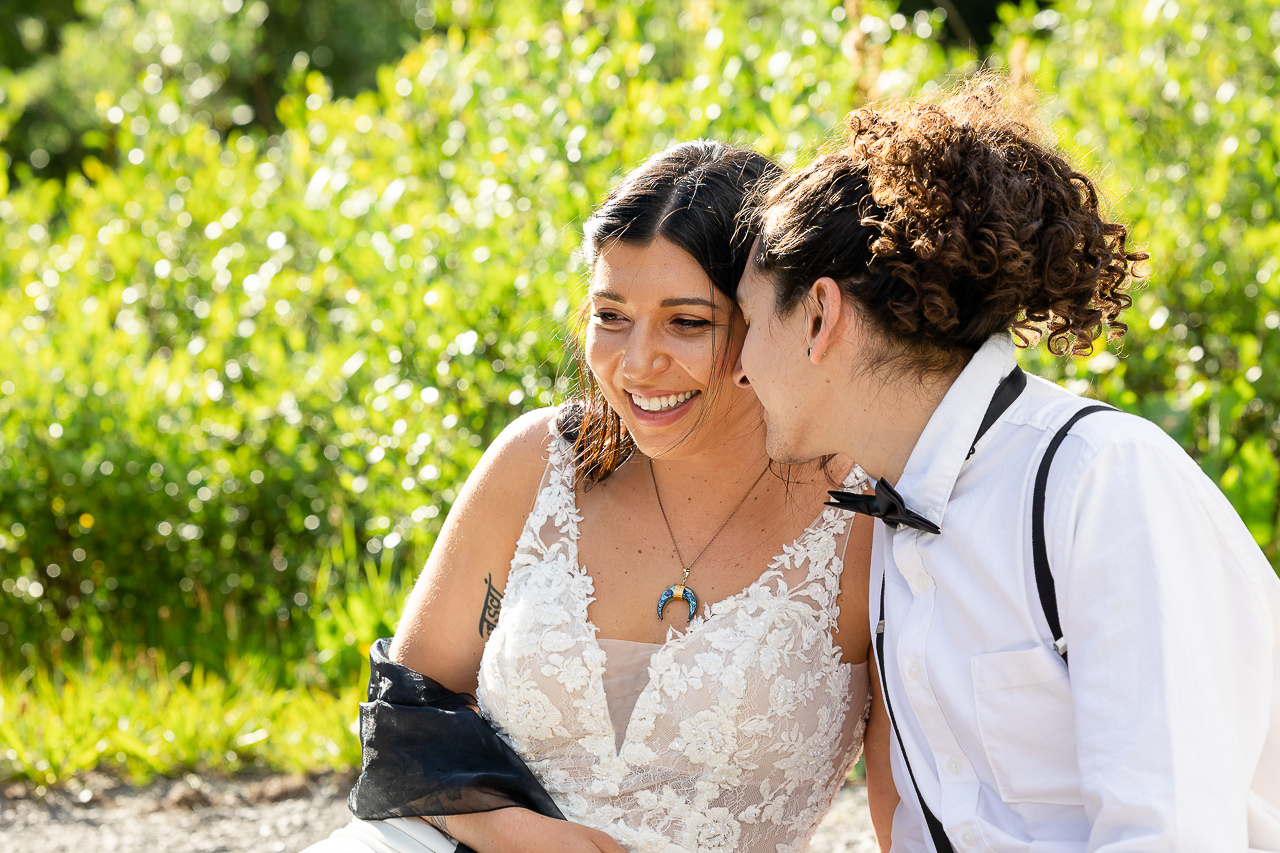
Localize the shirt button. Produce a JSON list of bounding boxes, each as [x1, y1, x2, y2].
[[906, 660, 923, 680], [946, 757, 963, 775], [913, 572, 932, 593], [960, 828, 978, 847]]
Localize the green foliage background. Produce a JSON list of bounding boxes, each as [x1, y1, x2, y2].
[[1004, 0, 1280, 553], [0, 0, 1277, 785], [0, 0, 962, 676]]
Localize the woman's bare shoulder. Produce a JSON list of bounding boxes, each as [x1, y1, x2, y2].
[[388, 406, 565, 690], [414, 405, 564, 582], [467, 406, 563, 509]]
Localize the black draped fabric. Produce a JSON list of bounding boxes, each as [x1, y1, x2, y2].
[[347, 638, 566, 850]]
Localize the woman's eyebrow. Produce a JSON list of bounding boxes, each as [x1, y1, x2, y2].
[[589, 290, 722, 311], [659, 296, 720, 309], [589, 288, 627, 303]]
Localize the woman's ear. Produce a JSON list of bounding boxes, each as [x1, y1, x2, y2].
[[807, 277, 845, 362]]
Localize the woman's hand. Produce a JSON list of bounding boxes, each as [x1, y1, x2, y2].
[[434, 808, 630, 853]]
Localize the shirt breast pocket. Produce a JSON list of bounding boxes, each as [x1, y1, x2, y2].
[[971, 645, 1081, 806]]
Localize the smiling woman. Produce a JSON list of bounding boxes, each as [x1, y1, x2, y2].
[[564, 142, 777, 483], [583, 238, 755, 460], [308, 141, 894, 853]]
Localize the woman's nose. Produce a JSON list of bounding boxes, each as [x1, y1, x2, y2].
[[620, 326, 668, 379]]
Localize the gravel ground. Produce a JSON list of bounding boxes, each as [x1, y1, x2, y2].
[[0, 773, 877, 853]]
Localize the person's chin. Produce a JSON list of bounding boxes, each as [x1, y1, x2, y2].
[[763, 426, 819, 466]]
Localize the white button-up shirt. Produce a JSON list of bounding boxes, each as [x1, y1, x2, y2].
[[875, 335, 1280, 852]]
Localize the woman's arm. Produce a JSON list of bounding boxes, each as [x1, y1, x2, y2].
[[427, 810, 627, 853], [377, 407, 629, 853], [388, 407, 557, 695], [834, 500, 896, 849], [864, 653, 898, 852]]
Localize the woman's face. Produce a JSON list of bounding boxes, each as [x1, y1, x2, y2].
[[585, 237, 760, 460]]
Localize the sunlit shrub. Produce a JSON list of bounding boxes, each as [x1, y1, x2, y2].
[[0, 0, 960, 675], [1001, 0, 1280, 559], [0, 646, 364, 786]]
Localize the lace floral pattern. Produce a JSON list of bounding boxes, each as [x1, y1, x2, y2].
[[477, 429, 871, 853]]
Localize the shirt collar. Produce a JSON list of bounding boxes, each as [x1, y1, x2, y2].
[[894, 335, 1019, 532]]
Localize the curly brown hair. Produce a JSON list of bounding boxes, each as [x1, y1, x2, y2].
[[753, 76, 1148, 361]]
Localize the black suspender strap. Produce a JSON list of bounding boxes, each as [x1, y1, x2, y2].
[[1031, 404, 1114, 664], [876, 576, 956, 853], [873, 365, 1027, 853]]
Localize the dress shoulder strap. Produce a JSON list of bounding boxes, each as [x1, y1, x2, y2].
[[542, 412, 579, 491], [820, 463, 870, 580], [780, 464, 870, 631], [508, 414, 582, 572]]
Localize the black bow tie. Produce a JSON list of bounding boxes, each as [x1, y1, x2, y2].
[[826, 478, 941, 534]]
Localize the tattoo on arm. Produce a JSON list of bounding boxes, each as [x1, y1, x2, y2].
[[425, 814, 449, 833], [479, 572, 503, 638]]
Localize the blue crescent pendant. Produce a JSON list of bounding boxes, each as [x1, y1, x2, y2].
[[657, 583, 698, 622]]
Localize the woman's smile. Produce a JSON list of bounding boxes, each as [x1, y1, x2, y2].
[[626, 388, 702, 424]]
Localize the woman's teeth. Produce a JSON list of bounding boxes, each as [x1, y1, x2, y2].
[[630, 390, 697, 412]]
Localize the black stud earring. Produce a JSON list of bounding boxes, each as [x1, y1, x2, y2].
[[807, 347, 812, 357]]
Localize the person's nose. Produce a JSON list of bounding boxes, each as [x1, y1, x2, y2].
[[732, 348, 750, 389], [620, 324, 668, 381]]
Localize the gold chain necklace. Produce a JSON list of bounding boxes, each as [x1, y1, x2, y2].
[[650, 459, 770, 622]]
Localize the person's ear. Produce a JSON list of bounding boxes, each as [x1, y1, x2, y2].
[[807, 277, 845, 363]]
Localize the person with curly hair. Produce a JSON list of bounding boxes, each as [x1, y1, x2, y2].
[[732, 78, 1280, 851]]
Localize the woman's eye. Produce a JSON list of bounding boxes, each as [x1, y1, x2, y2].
[[673, 317, 711, 329], [593, 310, 624, 324]]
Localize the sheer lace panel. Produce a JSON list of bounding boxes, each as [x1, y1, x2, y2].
[[476, 426, 872, 853], [598, 639, 663, 753]]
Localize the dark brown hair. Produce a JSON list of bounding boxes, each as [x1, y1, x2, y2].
[[559, 140, 780, 486], [752, 76, 1148, 367]]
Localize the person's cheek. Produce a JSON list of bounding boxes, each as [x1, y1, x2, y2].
[[739, 328, 762, 387], [584, 329, 603, 377], [585, 328, 621, 391], [670, 335, 715, 386]]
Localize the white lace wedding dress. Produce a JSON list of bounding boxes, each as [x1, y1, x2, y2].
[[309, 428, 871, 853], [475, 429, 871, 853]]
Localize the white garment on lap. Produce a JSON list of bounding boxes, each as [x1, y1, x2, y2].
[[303, 817, 457, 853]]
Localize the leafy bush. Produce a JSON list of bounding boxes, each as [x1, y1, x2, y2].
[[0, 0, 961, 675], [2, 0, 995, 182], [1000, 0, 1280, 561], [0, 0, 431, 183], [5, 0, 1279, 788], [5, 0, 1275, 690]]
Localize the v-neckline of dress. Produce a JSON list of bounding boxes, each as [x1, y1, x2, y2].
[[568, 462, 866, 760]]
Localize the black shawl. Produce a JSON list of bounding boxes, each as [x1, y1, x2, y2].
[[347, 639, 566, 850]]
